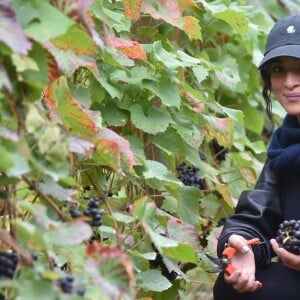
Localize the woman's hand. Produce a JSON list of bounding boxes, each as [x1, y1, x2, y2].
[[223, 234, 262, 293], [271, 238, 300, 270]]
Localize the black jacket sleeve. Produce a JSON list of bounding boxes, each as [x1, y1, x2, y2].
[[216, 160, 282, 266]]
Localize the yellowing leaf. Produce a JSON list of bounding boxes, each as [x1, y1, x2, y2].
[[51, 25, 97, 55], [214, 9, 248, 36], [43, 76, 99, 139], [183, 16, 202, 40], [205, 116, 234, 148], [122, 0, 142, 20], [215, 183, 235, 207]]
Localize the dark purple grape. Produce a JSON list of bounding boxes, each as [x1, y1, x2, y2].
[[177, 161, 206, 190], [275, 220, 300, 254]]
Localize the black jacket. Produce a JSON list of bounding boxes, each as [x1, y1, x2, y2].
[[216, 160, 300, 266]]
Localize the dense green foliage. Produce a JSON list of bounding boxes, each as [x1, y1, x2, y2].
[[0, 0, 294, 299]]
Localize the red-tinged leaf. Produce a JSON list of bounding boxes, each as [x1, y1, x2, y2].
[[43, 85, 58, 121], [166, 218, 200, 250], [142, 0, 182, 27], [93, 136, 120, 170], [98, 128, 136, 169], [122, 0, 142, 20], [44, 41, 98, 77], [86, 243, 135, 297], [43, 77, 99, 139], [185, 92, 205, 113], [183, 16, 202, 40], [51, 25, 97, 55], [104, 28, 147, 61], [69, 136, 94, 156], [46, 51, 60, 81], [205, 116, 233, 148], [0, 1, 32, 55]]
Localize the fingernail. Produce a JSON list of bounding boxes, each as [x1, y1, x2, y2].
[[256, 281, 262, 288], [241, 245, 250, 253], [235, 271, 241, 277], [270, 239, 274, 245]]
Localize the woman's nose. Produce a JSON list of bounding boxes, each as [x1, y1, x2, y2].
[[284, 72, 300, 89]]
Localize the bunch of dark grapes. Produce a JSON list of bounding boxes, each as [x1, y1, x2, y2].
[[151, 253, 178, 281], [0, 251, 18, 300], [210, 139, 228, 162], [84, 196, 102, 227], [69, 196, 102, 227], [275, 220, 300, 254], [177, 162, 206, 190], [0, 251, 18, 280], [150, 245, 178, 281], [57, 275, 85, 296]]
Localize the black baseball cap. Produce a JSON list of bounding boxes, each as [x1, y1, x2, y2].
[[259, 14, 300, 68]]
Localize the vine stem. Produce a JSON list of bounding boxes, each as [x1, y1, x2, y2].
[[22, 176, 68, 222], [0, 229, 33, 265]]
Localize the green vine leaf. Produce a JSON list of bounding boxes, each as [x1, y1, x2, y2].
[[143, 78, 181, 108], [130, 104, 171, 134], [24, 2, 74, 42], [214, 9, 248, 36], [215, 56, 240, 89], [44, 221, 92, 247], [136, 270, 172, 292]]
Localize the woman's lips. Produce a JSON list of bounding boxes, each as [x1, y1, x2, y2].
[[283, 93, 300, 101]]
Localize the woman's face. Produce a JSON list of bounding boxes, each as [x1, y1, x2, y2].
[[270, 56, 300, 116]]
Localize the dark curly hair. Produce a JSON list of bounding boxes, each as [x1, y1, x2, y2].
[[260, 64, 273, 125]]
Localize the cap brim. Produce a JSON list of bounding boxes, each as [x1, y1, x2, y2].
[[259, 44, 300, 68]]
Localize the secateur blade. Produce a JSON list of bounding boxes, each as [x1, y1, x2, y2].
[[205, 253, 230, 273]]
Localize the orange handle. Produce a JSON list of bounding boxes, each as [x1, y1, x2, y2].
[[223, 237, 263, 288], [222, 237, 261, 259]]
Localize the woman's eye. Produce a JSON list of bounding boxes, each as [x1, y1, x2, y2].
[[270, 65, 282, 73]]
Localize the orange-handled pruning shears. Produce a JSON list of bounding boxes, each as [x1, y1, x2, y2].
[[206, 238, 263, 287]]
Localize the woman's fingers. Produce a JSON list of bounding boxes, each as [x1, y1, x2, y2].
[[225, 270, 261, 293], [271, 238, 300, 270], [228, 234, 250, 253]]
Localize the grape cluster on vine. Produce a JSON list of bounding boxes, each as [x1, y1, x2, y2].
[[69, 196, 102, 227], [0, 251, 18, 280], [0, 251, 18, 300], [177, 162, 206, 190], [56, 275, 85, 296], [150, 244, 179, 281], [275, 219, 300, 254]]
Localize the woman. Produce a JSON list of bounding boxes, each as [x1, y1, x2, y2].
[[213, 14, 300, 300]]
